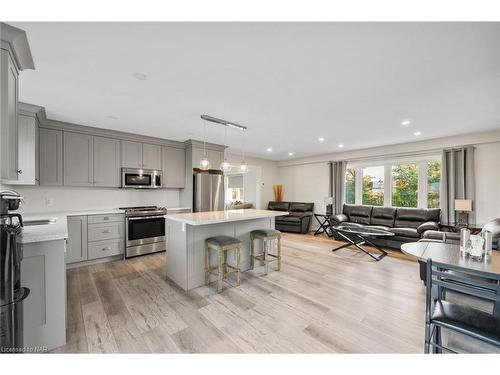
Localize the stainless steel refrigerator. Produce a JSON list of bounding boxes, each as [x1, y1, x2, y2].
[[193, 169, 225, 212]]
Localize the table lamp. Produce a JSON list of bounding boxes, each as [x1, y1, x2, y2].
[[454, 199, 473, 228], [324, 196, 334, 215]]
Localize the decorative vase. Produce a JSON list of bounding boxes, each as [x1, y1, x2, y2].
[[273, 185, 283, 202]]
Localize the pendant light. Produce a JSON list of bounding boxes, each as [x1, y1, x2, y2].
[[199, 120, 210, 170], [240, 129, 248, 173], [219, 123, 231, 173]]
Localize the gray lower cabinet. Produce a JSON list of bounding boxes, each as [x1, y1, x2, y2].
[[93, 136, 121, 187], [20, 238, 66, 351], [63, 131, 94, 187], [39, 128, 63, 186], [0, 47, 19, 181], [66, 215, 88, 264], [162, 146, 185, 188], [121, 140, 142, 168], [66, 213, 124, 265], [142, 143, 162, 170]]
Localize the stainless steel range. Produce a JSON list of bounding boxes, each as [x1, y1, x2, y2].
[[120, 206, 167, 258]]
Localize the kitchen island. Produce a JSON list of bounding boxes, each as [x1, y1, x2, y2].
[[165, 209, 287, 291]]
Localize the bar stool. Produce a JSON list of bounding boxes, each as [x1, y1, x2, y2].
[[205, 235, 241, 293], [250, 229, 282, 274]]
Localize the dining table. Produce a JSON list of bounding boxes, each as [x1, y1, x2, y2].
[[401, 241, 500, 278]]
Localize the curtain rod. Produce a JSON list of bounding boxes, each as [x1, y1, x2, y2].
[[328, 145, 477, 165]]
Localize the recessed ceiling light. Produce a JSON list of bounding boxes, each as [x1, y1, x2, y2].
[[288, 152, 294, 156], [338, 144, 344, 148], [133, 72, 147, 80], [318, 137, 325, 142], [266, 148, 273, 152], [401, 120, 411, 127], [413, 131, 422, 136]]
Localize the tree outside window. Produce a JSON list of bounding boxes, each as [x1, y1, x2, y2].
[[345, 168, 356, 204], [362, 166, 384, 206], [427, 162, 441, 208], [392, 164, 418, 208]]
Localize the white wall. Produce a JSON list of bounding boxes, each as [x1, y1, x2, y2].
[[277, 130, 500, 227], [475, 143, 500, 225], [6, 185, 180, 214], [226, 153, 280, 209], [278, 162, 329, 230]]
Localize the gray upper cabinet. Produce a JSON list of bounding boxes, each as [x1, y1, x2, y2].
[[63, 131, 94, 187], [0, 48, 19, 181], [93, 136, 120, 187], [121, 141, 161, 170], [39, 128, 63, 186], [191, 147, 223, 170], [121, 140, 142, 168], [162, 146, 185, 188], [1, 23, 35, 182], [66, 215, 88, 264], [142, 143, 162, 170], [6, 114, 39, 185]]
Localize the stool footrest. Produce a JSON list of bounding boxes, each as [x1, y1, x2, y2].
[[254, 253, 279, 260]]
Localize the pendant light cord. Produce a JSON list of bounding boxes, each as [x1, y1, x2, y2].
[[203, 120, 207, 157]]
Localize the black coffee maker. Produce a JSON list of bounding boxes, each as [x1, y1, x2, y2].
[[0, 190, 29, 353]]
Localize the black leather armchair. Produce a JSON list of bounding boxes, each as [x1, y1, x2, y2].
[[268, 201, 314, 234]]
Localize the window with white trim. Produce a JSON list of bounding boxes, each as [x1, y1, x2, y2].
[[344, 156, 441, 209]]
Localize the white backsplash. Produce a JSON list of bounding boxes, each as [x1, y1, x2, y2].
[[7, 185, 181, 214]]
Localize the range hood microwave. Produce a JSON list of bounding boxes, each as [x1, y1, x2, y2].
[[121, 168, 162, 189]]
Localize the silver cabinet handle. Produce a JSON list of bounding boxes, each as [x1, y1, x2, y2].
[[103, 217, 110, 220], [102, 230, 110, 234], [101, 247, 111, 251]]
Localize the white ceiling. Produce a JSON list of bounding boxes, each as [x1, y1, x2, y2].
[[12, 22, 500, 160]]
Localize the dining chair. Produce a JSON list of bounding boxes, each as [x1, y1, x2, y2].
[[425, 259, 500, 353]]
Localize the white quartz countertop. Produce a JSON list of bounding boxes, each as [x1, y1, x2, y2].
[[165, 209, 288, 226], [18, 213, 69, 244], [17, 208, 125, 244]]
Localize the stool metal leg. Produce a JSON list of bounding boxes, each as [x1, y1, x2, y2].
[[223, 248, 228, 277], [217, 248, 224, 293], [205, 242, 210, 285], [236, 246, 241, 286], [277, 237, 282, 271], [264, 240, 269, 275], [250, 235, 255, 270]]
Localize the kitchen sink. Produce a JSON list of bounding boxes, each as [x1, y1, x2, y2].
[[24, 218, 57, 226]]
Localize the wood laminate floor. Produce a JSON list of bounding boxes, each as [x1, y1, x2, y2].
[[55, 233, 430, 353]]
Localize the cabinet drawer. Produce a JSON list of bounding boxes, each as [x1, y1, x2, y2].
[[88, 239, 123, 260], [88, 222, 124, 242], [88, 213, 124, 224]]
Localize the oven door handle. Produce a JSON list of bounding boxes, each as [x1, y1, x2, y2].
[[127, 215, 166, 221]]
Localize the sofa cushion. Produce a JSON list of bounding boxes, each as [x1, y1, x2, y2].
[[276, 216, 302, 224], [290, 202, 314, 212], [417, 221, 440, 234], [370, 207, 396, 227], [389, 227, 420, 238], [394, 208, 441, 229], [343, 204, 372, 225], [268, 201, 290, 211]]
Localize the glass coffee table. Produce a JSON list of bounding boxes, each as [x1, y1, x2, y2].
[[331, 225, 394, 261]]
